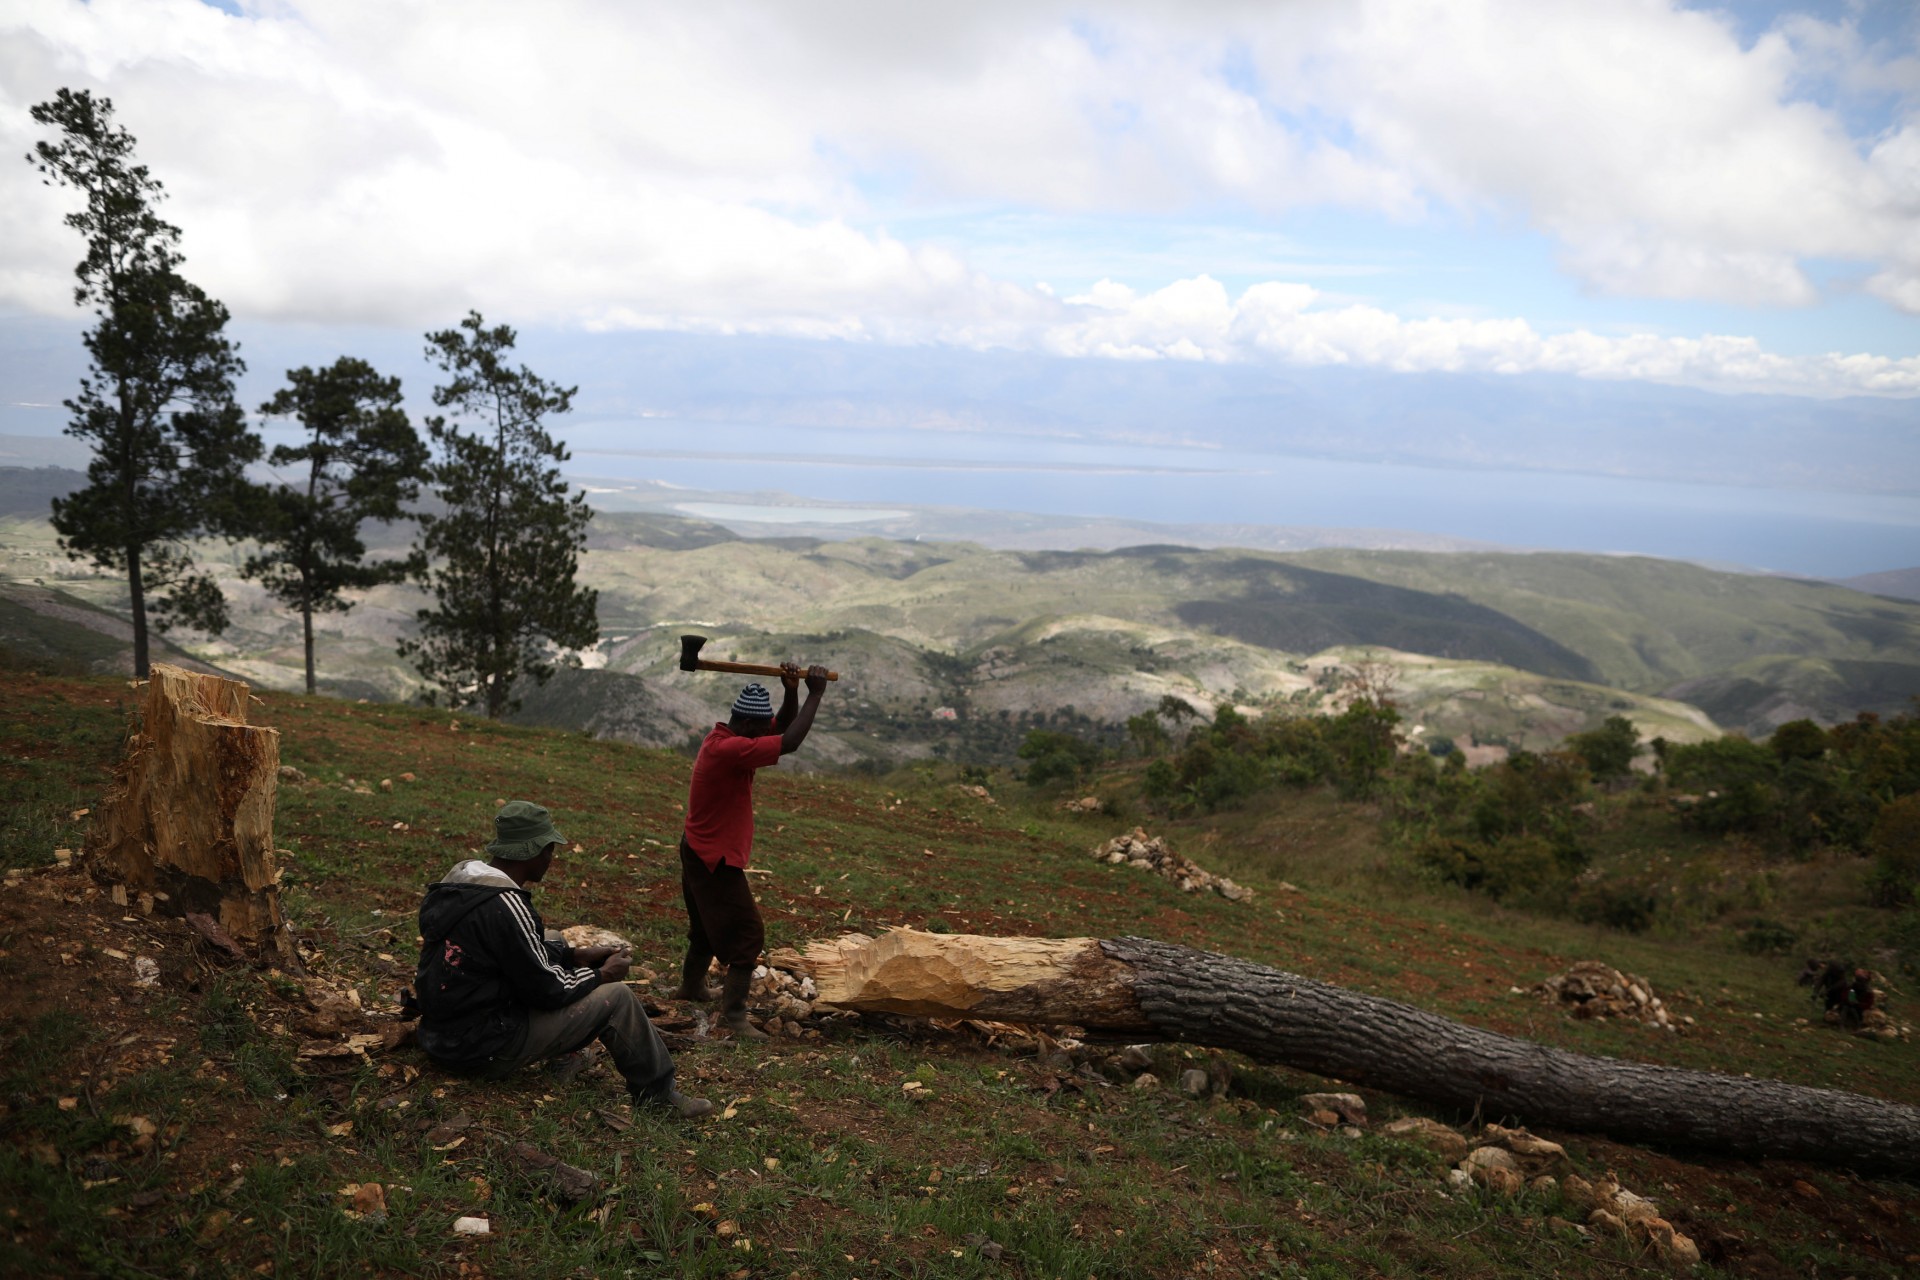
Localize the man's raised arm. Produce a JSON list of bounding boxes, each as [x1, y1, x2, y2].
[[780, 665, 830, 755]]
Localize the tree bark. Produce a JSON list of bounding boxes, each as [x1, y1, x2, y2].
[[127, 541, 148, 679], [87, 663, 295, 966], [801, 929, 1920, 1176]]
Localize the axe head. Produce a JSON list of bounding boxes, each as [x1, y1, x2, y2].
[[679, 634, 708, 672]]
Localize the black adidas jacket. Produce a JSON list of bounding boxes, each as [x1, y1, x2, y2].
[[413, 860, 600, 1072]]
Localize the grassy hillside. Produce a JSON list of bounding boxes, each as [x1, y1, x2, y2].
[[2, 672, 1917, 1277], [8, 489, 1920, 758], [1282, 550, 1920, 730]]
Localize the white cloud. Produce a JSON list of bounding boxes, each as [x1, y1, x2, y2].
[[1044, 275, 1920, 394], [0, 0, 1916, 397]]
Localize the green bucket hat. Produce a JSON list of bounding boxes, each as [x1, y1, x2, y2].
[[487, 800, 566, 861]]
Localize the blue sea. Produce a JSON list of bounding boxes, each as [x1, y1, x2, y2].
[[559, 418, 1920, 580]]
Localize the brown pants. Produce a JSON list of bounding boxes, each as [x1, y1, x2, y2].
[[680, 838, 765, 968]]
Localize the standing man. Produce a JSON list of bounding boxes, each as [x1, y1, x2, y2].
[[414, 801, 711, 1117], [676, 662, 830, 1039]]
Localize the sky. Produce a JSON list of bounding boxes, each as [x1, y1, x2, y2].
[[2, 0, 1919, 571]]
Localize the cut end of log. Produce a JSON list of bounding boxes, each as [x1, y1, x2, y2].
[[801, 928, 1149, 1030]]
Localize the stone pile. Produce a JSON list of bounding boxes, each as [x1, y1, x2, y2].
[[745, 948, 821, 1038], [1535, 960, 1681, 1031], [1853, 1007, 1913, 1042], [1091, 829, 1252, 902], [1386, 1116, 1701, 1269]]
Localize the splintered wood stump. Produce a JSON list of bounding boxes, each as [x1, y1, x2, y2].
[[89, 663, 293, 966], [803, 929, 1920, 1176]]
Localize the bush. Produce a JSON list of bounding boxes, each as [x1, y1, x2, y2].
[[1867, 793, 1920, 907], [1570, 879, 1660, 933], [1018, 729, 1102, 788], [1418, 833, 1574, 902], [1738, 919, 1799, 954], [1566, 715, 1640, 783], [1665, 736, 1778, 834]]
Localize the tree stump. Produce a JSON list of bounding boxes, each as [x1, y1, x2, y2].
[[88, 663, 294, 966], [802, 929, 1920, 1176]]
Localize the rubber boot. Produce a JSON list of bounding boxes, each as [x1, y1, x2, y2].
[[674, 947, 716, 1002], [721, 964, 768, 1041]]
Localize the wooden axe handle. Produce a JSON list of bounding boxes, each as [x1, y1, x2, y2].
[[695, 658, 840, 682]]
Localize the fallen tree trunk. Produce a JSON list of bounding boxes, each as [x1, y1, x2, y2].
[[802, 929, 1920, 1176], [88, 663, 294, 966]]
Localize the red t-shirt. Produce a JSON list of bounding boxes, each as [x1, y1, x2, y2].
[[684, 724, 784, 870]]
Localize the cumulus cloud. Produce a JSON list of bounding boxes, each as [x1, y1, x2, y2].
[[0, 0, 1915, 396], [1041, 275, 1920, 394]]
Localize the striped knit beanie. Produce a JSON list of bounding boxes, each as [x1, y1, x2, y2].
[[732, 683, 775, 719]]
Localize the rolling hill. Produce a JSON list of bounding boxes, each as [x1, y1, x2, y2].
[[6, 465, 1920, 764]]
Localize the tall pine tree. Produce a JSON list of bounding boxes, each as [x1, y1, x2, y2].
[[27, 89, 259, 677], [401, 312, 598, 717], [248, 358, 429, 694]]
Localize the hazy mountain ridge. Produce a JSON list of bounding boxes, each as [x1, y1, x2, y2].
[[5, 467, 1917, 763]]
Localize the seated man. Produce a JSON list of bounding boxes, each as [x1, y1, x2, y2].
[[413, 800, 710, 1117]]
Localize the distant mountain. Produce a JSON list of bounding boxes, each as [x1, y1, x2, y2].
[[7, 465, 1917, 756], [1836, 568, 1920, 603]]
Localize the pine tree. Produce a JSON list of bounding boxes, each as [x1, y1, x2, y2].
[[248, 358, 429, 694], [401, 312, 598, 717], [26, 88, 259, 677]]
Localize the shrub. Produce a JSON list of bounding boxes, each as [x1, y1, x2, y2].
[[1738, 919, 1799, 954], [1418, 833, 1573, 902], [1664, 736, 1778, 834], [1017, 729, 1102, 788], [1867, 793, 1920, 907], [1566, 715, 1641, 783], [1570, 879, 1660, 933]]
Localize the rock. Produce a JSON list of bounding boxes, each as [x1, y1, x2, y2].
[[1299, 1092, 1366, 1125], [1560, 1174, 1601, 1213], [277, 765, 306, 783], [964, 1232, 1007, 1261], [1460, 1146, 1521, 1174], [1445, 1168, 1472, 1191], [1612, 1188, 1662, 1226], [1307, 1109, 1340, 1128], [400, 772, 416, 783], [352, 1182, 387, 1219], [1090, 829, 1250, 902], [1636, 1216, 1700, 1266], [1471, 1165, 1524, 1196], [132, 956, 160, 988], [452, 1216, 490, 1235], [1536, 961, 1672, 1028], [1114, 1045, 1154, 1073], [1545, 1215, 1588, 1237], [1529, 1175, 1559, 1194], [1381, 1116, 1469, 1164], [1587, 1209, 1626, 1238], [1178, 1068, 1210, 1098], [1478, 1124, 1570, 1176], [1132, 1072, 1160, 1090]]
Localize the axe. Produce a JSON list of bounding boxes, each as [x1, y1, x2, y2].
[[678, 635, 839, 682]]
